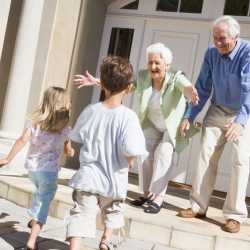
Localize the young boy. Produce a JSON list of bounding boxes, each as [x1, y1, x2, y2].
[[66, 56, 148, 250]]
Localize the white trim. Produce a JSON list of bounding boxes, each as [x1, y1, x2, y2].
[[246, 0, 250, 16], [107, 0, 250, 23], [138, 0, 157, 12], [177, 0, 181, 12], [108, 0, 138, 11]]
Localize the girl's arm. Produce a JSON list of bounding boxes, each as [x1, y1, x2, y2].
[[64, 140, 75, 157], [0, 128, 31, 167]]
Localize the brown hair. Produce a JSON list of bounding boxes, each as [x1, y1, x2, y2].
[[30, 86, 70, 133], [100, 56, 133, 95]]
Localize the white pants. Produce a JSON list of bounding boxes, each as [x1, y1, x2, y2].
[[66, 190, 124, 239], [191, 105, 250, 223], [139, 124, 174, 197]]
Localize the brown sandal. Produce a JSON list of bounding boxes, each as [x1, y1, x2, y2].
[[27, 219, 34, 229], [25, 242, 38, 250], [99, 239, 114, 250], [130, 194, 154, 207]]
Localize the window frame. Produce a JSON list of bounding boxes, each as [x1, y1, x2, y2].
[[156, 0, 204, 14], [223, 0, 250, 16], [107, 0, 250, 22]]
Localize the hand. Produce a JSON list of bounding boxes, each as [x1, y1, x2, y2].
[[183, 85, 199, 105], [0, 158, 9, 167], [67, 148, 75, 157], [225, 122, 244, 141], [180, 119, 190, 137], [73, 71, 100, 89], [64, 140, 75, 157]]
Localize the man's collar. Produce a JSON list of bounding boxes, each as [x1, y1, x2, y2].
[[225, 39, 241, 60]]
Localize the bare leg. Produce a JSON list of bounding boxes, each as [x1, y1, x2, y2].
[[69, 237, 81, 250], [26, 221, 42, 249], [153, 194, 164, 206], [99, 227, 113, 250]]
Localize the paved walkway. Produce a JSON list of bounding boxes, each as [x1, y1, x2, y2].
[[0, 198, 173, 250]]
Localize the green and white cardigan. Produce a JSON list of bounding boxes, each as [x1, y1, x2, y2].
[[132, 69, 198, 153]]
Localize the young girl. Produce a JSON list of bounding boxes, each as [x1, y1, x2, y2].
[[65, 56, 147, 250], [0, 86, 74, 250]]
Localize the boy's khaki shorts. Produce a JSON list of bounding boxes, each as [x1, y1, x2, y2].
[[66, 190, 124, 239]]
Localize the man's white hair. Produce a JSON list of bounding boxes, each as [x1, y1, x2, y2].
[[213, 15, 240, 38], [146, 42, 173, 65]]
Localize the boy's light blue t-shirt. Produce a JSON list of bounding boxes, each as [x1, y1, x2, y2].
[[69, 102, 148, 199]]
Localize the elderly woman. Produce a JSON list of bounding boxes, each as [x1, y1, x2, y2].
[[74, 43, 198, 214]]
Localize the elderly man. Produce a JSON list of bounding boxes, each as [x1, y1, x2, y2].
[[179, 16, 250, 233]]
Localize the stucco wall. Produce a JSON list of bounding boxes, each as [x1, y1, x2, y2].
[[69, 0, 107, 124], [0, 1, 23, 121], [66, 0, 107, 168]]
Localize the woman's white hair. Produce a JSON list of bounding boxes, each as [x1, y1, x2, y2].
[[213, 15, 240, 38], [146, 42, 173, 65]]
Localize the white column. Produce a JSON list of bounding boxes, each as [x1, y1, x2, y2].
[[0, 0, 11, 58], [0, 0, 45, 139]]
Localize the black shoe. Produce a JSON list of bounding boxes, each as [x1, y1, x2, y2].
[[144, 202, 162, 214], [130, 195, 153, 207]]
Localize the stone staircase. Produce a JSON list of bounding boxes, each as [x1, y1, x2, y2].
[[1, 166, 250, 250]]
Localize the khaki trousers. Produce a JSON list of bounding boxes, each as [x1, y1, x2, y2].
[[191, 105, 250, 222], [66, 190, 124, 239], [139, 123, 174, 197]]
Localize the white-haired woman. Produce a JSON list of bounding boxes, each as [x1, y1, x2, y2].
[[74, 43, 199, 214]]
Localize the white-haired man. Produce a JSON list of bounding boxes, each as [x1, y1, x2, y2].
[[179, 16, 250, 233]]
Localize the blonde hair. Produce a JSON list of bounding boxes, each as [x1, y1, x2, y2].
[[30, 86, 70, 133]]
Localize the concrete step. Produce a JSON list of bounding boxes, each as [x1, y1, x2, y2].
[[1, 166, 250, 250], [0, 198, 177, 250]]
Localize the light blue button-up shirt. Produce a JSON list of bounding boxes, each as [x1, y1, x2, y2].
[[185, 39, 250, 125]]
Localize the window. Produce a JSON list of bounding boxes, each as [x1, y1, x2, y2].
[[99, 27, 134, 101], [121, 0, 139, 10], [107, 28, 134, 59], [224, 0, 250, 16], [157, 0, 178, 12], [156, 0, 203, 13]]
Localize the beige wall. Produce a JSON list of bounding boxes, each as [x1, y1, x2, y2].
[[66, 0, 107, 168], [42, 0, 82, 90], [26, 0, 83, 115], [69, 0, 107, 123], [26, 0, 58, 114], [0, 0, 23, 120]]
